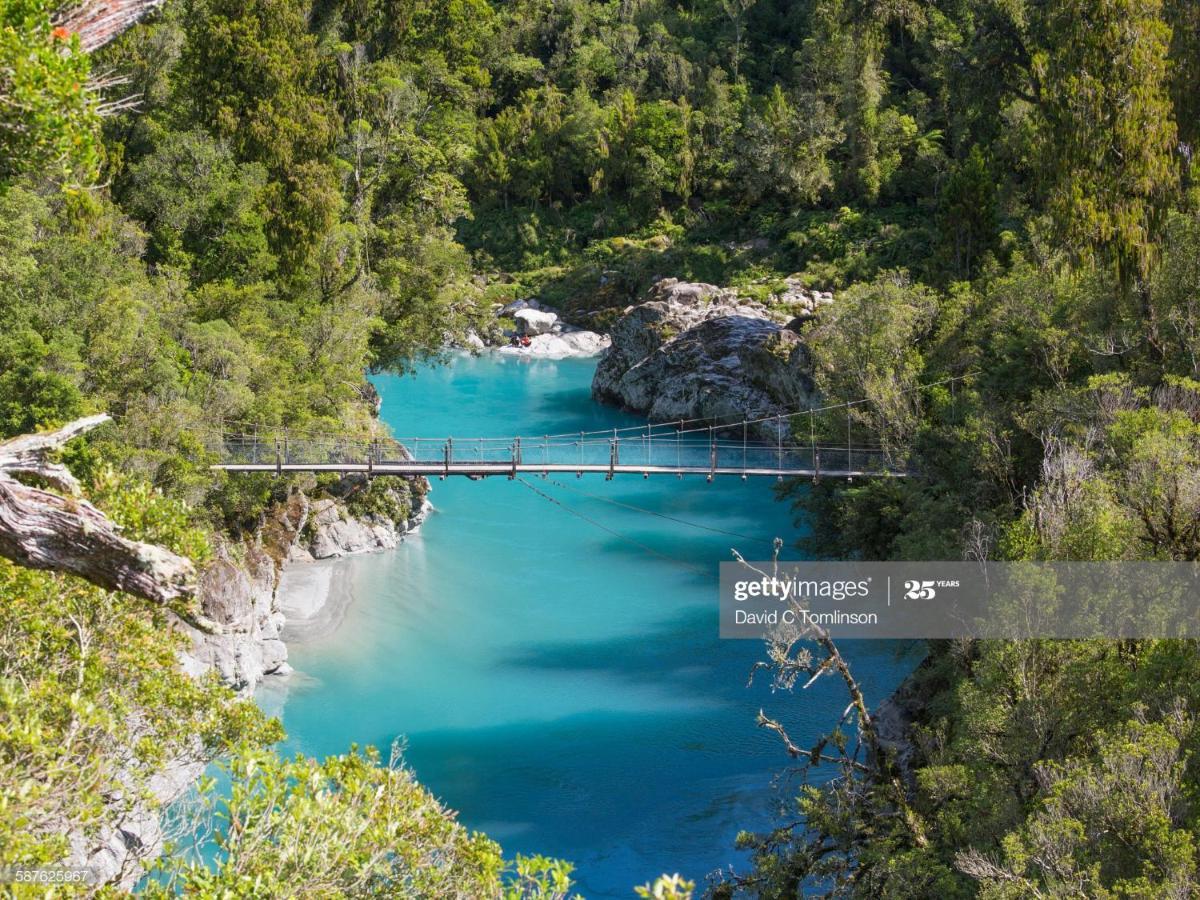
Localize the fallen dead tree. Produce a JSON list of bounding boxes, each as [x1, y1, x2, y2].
[[0, 414, 200, 611]]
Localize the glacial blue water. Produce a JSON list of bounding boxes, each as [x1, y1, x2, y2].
[[256, 354, 916, 898]]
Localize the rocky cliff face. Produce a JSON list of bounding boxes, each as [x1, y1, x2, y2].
[[74, 753, 206, 889], [286, 475, 430, 563], [180, 474, 429, 692], [592, 278, 817, 440], [181, 541, 288, 689]]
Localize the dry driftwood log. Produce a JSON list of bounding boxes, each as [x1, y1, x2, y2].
[[55, 0, 166, 52], [0, 414, 198, 608]]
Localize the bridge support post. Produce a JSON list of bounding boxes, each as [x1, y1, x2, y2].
[[608, 439, 617, 481], [776, 415, 783, 482], [847, 408, 853, 480], [275, 437, 281, 477], [708, 426, 716, 483], [741, 421, 747, 480], [677, 421, 682, 479], [510, 437, 520, 480], [809, 409, 815, 462]]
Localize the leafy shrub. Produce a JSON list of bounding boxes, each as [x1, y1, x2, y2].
[[88, 466, 214, 563]]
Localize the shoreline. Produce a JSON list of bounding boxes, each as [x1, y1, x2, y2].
[[491, 332, 610, 359], [274, 504, 432, 646], [276, 558, 354, 643]]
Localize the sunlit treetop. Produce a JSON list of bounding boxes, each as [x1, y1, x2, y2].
[[0, 0, 100, 183]]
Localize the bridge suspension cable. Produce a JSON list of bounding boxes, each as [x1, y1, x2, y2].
[[204, 373, 975, 480]]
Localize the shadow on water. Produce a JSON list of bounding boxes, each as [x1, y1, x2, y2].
[[499, 604, 720, 678]]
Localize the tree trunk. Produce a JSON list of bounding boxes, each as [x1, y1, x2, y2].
[[0, 415, 200, 611]]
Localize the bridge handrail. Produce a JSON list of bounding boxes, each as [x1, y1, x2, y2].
[[210, 432, 905, 476], [213, 432, 893, 452]]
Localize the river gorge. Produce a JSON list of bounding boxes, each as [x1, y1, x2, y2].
[[256, 354, 916, 898]]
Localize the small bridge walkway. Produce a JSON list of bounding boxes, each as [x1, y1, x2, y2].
[[210, 406, 915, 482]]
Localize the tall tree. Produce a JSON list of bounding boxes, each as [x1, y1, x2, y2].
[[1164, 0, 1200, 154], [1030, 0, 1178, 281], [178, 0, 341, 268]]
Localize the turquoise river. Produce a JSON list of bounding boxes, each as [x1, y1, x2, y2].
[[256, 354, 916, 898]]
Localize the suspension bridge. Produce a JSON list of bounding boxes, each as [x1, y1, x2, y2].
[[209, 394, 927, 482]]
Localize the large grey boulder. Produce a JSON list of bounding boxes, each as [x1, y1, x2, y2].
[[592, 278, 816, 441], [514, 307, 559, 335]]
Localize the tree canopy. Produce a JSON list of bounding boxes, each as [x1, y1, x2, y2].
[[2, 0, 1200, 895]]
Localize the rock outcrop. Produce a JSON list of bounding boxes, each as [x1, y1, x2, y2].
[[772, 276, 835, 322], [497, 329, 611, 359], [484, 297, 610, 358], [182, 542, 288, 689], [513, 307, 559, 335], [19, 420, 430, 888], [288, 479, 430, 562], [70, 473, 431, 887], [592, 278, 817, 440], [871, 658, 937, 790], [74, 752, 206, 889], [181, 474, 429, 691]]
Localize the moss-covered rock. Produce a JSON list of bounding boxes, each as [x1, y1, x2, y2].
[[592, 277, 818, 441]]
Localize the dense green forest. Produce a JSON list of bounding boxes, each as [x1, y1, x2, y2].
[[3, 0, 1200, 894]]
